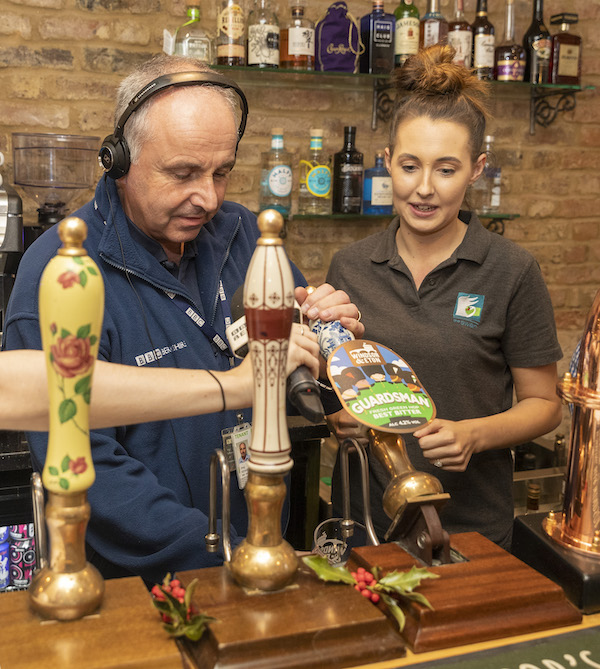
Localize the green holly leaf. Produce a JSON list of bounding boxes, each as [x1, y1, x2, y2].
[[59, 398, 77, 423], [79, 271, 88, 288], [302, 555, 356, 585], [378, 566, 439, 596], [59, 477, 69, 490], [61, 455, 71, 472], [48, 466, 59, 476], [379, 592, 407, 631], [77, 324, 91, 339]]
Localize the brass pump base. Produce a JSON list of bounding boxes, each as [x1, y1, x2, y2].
[[228, 472, 298, 592], [29, 491, 104, 621]]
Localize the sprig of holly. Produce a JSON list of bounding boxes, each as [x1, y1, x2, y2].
[[150, 573, 217, 641], [302, 555, 438, 631]]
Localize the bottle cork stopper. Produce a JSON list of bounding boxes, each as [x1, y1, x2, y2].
[[57, 217, 88, 257], [257, 209, 284, 245]]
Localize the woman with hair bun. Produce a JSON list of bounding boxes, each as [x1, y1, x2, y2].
[[326, 45, 562, 550]]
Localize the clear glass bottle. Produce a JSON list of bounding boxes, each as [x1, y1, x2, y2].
[[332, 126, 363, 215], [523, 0, 551, 84], [259, 128, 293, 217], [447, 0, 472, 68], [174, 6, 213, 63], [298, 129, 332, 216], [394, 0, 420, 68], [247, 0, 280, 68], [549, 13, 581, 85], [216, 0, 246, 66], [494, 0, 525, 81], [359, 0, 395, 75], [362, 151, 393, 216], [419, 0, 449, 50], [472, 0, 495, 80], [280, 0, 315, 71], [470, 135, 501, 213]]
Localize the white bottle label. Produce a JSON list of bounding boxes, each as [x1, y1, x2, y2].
[[288, 26, 315, 56], [219, 5, 245, 39], [371, 176, 393, 206], [268, 165, 293, 197], [395, 17, 419, 56], [163, 29, 175, 55], [447, 30, 472, 67], [474, 33, 495, 68], [423, 22, 440, 48], [248, 24, 280, 65]]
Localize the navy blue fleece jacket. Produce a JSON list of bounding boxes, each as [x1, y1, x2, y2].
[[3, 176, 305, 582]]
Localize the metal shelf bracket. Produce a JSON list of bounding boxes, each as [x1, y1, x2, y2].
[[529, 87, 578, 135]]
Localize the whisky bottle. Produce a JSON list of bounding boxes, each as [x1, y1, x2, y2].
[[494, 0, 525, 81], [259, 128, 293, 217], [447, 0, 472, 68], [472, 0, 495, 80], [394, 0, 420, 68], [362, 151, 392, 216], [523, 0, 551, 84], [216, 0, 246, 66], [280, 0, 315, 71], [549, 13, 581, 85], [298, 129, 331, 215], [248, 0, 280, 68], [419, 0, 448, 50], [359, 0, 395, 75], [332, 126, 363, 215], [173, 5, 213, 63]]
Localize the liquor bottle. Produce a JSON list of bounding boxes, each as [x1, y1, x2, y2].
[[216, 0, 246, 66], [470, 135, 501, 213], [549, 13, 582, 85], [394, 0, 420, 68], [280, 0, 315, 71], [298, 129, 332, 215], [332, 126, 363, 215], [447, 0, 472, 68], [362, 151, 393, 216], [259, 128, 293, 217], [359, 0, 395, 75], [247, 0, 280, 68], [494, 0, 525, 81], [172, 5, 213, 64], [523, 0, 551, 84], [472, 0, 495, 80], [419, 0, 448, 50], [525, 480, 541, 513]]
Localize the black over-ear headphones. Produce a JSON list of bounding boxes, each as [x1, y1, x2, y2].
[[98, 70, 249, 180]]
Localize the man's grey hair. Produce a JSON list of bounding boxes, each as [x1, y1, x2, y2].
[[115, 54, 241, 164]]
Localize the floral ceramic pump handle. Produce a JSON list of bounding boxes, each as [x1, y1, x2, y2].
[[38, 217, 104, 494]]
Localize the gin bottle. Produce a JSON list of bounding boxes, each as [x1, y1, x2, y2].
[[248, 0, 280, 68], [259, 128, 293, 217], [359, 0, 395, 75], [298, 129, 331, 215], [362, 151, 392, 216], [394, 0, 420, 68], [332, 126, 363, 215]]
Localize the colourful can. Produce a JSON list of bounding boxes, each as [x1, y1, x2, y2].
[[0, 540, 9, 589], [10, 538, 36, 588], [9, 523, 34, 541], [0, 526, 9, 543]]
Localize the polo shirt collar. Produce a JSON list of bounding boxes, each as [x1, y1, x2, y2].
[[370, 210, 491, 267]]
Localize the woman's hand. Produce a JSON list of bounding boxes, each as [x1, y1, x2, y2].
[[414, 419, 477, 472], [295, 284, 365, 340], [288, 322, 320, 379]]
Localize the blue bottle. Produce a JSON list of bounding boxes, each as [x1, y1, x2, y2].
[[359, 0, 396, 74], [362, 151, 393, 215]]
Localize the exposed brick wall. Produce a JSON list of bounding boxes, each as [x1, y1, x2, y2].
[[1, 0, 599, 434]]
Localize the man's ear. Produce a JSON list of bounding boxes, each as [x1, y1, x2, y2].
[[470, 152, 487, 185]]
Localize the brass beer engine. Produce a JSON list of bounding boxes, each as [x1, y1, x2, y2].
[[513, 287, 600, 613], [29, 216, 105, 620]]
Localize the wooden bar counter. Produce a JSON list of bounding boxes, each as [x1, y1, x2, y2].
[[1, 569, 599, 668]]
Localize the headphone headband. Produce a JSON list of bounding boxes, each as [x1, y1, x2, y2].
[[99, 70, 248, 179]]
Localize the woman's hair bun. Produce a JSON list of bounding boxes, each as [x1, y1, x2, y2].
[[394, 45, 480, 97]]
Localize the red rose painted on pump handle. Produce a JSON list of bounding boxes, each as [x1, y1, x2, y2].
[[51, 332, 94, 379], [58, 270, 81, 289]]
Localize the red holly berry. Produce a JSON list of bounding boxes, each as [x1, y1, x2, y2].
[[371, 592, 380, 604]]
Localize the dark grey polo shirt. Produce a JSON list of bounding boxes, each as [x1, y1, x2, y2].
[[327, 211, 562, 549]]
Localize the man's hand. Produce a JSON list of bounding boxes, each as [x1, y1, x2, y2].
[[295, 284, 365, 340], [288, 322, 320, 379], [326, 407, 368, 446]]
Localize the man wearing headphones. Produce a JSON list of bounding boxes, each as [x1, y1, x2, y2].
[[3, 55, 362, 583]]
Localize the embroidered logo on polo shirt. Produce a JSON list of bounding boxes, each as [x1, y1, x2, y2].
[[453, 293, 484, 327]]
